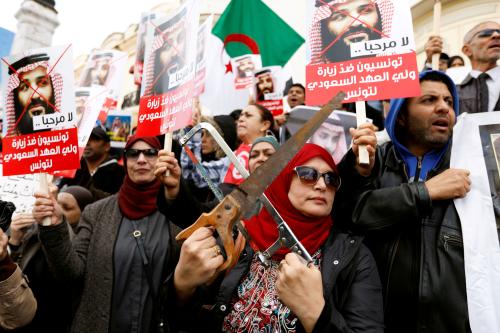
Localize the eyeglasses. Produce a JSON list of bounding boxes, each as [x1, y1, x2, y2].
[[124, 148, 159, 160], [293, 166, 341, 190], [470, 28, 500, 41]]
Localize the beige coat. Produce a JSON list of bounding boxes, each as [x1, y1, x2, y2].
[[0, 265, 37, 330]]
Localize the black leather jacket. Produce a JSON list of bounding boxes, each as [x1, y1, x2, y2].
[[336, 143, 493, 333], [179, 231, 384, 333]]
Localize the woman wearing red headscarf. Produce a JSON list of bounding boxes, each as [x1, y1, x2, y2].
[[174, 143, 384, 333], [32, 135, 184, 333]]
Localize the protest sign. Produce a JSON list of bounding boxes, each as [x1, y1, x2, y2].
[[2, 128, 79, 176], [305, 0, 420, 105], [253, 66, 289, 116], [55, 86, 107, 179], [446, 66, 469, 85], [451, 112, 500, 333], [287, 106, 361, 164], [0, 163, 37, 213], [105, 109, 132, 148], [231, 54, 262, 90], [194, 15, 213, 96], [1, 45, 79, 176], [138, 0, 199, 136], [79, 50, 127, 94], [134, 13, 161, 86], [78, 49, 127, 127]]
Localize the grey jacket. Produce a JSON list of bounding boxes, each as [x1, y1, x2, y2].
[[38, 194, 181, 333]]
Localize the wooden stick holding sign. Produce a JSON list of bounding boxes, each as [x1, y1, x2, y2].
[[355, 101, 370, 165], [38, 173, 52, 226], [432, 0, 442, 70], [164, 132, 173, 177]]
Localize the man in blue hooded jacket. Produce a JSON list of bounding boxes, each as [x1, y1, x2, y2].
[[336, 70, 479, 332]]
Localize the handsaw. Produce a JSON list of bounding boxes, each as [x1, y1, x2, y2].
[[179, 123, 310, 265], [176, 92, 345, 273]]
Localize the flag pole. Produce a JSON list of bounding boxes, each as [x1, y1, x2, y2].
[[432, 0, 442, 70]]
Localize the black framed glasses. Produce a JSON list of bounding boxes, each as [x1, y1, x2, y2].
[[470, 28, 500, 40], [124, 148, 159, 160], [293, 165, 341, 190]]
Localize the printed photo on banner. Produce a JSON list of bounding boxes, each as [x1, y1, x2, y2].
[[0, 164, 37, 213], [479, 124, 500, 221], [194, 15, 213, 96], [54, 86, 107, 179], [0, 45, 80, 176], [451, 112, 500, 333], [1, 45, 76, 136], [105, 110, 132, 148], [74, 86, 107, 146], [231, 54, 262, 90], [305, 0, 420, 104], [78, 50, 127, 95], [137, 0, 199, 136], [253, 66, 292, 116], [286, 106, 360, 164], [492, 133, 500, 179], [134, 12, 161, 86]]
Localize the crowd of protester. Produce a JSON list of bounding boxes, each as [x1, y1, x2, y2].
[[0, 19, 499, 333]]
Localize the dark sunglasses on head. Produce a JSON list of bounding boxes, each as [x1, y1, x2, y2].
[[471, 28, 500, 40], [294, 165, 341, 190], [124, 148, 159, 159]]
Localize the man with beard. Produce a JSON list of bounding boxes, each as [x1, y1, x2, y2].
[[75, 90, 90, 127], [4, 53, 60, 136], [236, 56, 256, 78], [80, 52, 113, 87], [309, 0, 394, 64], [255, 69, 274, 101], [145, 9, 187, 96]]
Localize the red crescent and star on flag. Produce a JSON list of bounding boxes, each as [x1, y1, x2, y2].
[[223, 33, 260, 74]]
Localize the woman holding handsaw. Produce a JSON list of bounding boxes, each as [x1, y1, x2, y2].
[[171, 126, 384, 333]]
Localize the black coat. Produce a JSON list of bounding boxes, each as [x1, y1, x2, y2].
[[335, 143, 497, 333], [179, 231, 384, 333]]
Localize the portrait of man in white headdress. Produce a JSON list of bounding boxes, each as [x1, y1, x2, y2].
[[309, 0, 394, 64], [4, 53, 63, 136]]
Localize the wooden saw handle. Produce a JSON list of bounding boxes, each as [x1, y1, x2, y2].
[[176, 195, 241, 273]]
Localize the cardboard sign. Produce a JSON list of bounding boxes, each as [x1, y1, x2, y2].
[[287, 107, 361, 164], [138, 0, 199, 136], [1, 45, 80, 176], [231, 54, 262, 90], [105, 110, 132, 148], [451, 112, 500, 333], [2, 128, 79, 176], [194, 15, 213, 96], [1, 45, 76, 137], [134, 13, 161, 86], [305, 0, 420, 104], [55, 86, 108, 179], [0, 164, 37, 213]]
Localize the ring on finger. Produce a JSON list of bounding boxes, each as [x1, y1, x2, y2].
[[212, 245, 222, 257]]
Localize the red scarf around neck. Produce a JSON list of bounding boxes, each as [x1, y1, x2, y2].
[[244, 143, 336, 259], [117, 135, 162, 220]]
